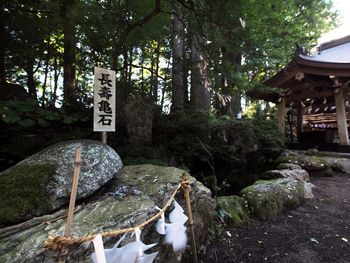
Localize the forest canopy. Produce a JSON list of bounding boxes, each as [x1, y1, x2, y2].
[[1, 0, 337, 113], [0, 0, 338, 192]]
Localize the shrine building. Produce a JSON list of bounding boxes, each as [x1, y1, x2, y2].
[[251, 35, 350, 151]]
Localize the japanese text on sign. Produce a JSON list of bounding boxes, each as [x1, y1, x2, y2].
[[93, 67, 116, 132]]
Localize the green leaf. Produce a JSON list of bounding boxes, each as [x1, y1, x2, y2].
[[18, 119, 36, 127], [62, 116, 77, 124], [37, 118, 50, 127], [1, 111, 21, 124]]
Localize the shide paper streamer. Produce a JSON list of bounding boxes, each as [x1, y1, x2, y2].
[[156, 200, 188, 253], [91, 199, 188, 263], [91, 228, 157, 263]]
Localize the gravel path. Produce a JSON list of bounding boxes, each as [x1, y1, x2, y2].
[[200, 175, 350, 263]]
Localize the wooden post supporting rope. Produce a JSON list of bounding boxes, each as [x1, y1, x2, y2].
[[59, 146, 82, 262], [182, 174, 198, 263], [65, 146, 82, 236]]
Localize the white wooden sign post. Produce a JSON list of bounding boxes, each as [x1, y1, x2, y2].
[[93, 67, 116, 144]]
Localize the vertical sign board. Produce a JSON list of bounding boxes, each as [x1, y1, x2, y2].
[[93, 67, 116, 132]]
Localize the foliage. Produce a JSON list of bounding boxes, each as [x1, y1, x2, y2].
[[1, 0, 338, 111], [0, 99, 90, 129], [0, 0, 339, 197], [153, 112, 284, 195]]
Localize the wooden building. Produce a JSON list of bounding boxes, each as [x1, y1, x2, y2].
[[252, 35, 350, 147]]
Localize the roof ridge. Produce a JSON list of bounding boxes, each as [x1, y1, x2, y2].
[[319, 35, 350, 51]]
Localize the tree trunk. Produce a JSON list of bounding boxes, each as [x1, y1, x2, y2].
[[128, 47, 133, 84], [122, 47, 128, 83], [0, 5, 6, 82], [41, 37, 51, 105], [25, 59, 37, 99], [61, 0, 76, 105], [153, 41, 160, 103], [220, 48, 241, 118], [190, 31, 211, 113], [150, 47, 155, 98], [41, 61, 49, 104], [170, 1, 184, 113], [51, 56, 59, 107], [183, 34, 189, 108], [141, 47, 144, 91]]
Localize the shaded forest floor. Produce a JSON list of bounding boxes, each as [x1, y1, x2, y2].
[[200, 175, 350, 263]]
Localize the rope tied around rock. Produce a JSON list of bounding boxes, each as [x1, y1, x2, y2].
[[44, 176, 191, 255]]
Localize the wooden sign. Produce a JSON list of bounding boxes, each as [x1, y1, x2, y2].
[[93, 67, 116, 132]]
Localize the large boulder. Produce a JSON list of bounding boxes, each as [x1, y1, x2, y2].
[[0, 140, 122, 226], [321, 157, 350, 174], [240, 178, 305, 221], [276, 151, 333, 176], [261, 169, 309, 181], [0, 164, 215, 263]]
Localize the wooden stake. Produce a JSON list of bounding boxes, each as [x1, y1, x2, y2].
[[101, 132, 107, 144], [65, 146, 82, 237], [58, 146, 82, 263], [182, 174, 198, 263]]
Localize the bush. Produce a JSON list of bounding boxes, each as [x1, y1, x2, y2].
[[153, 112, 284, 195]]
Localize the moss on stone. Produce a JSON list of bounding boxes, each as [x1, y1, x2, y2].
[[240, 183, 279, 221], [217, 195, 249, 227], [239, 178, 305, 221], [276, 154, 330, 172], [276, 163, 302, 170], [0, 163, 57, 226]]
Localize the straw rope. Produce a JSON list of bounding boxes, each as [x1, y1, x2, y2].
[[44, 179, 190, 255]]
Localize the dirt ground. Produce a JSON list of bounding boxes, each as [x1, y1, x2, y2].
[[200, 175, 350, 263]]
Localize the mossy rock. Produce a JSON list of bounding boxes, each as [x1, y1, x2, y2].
[[0, 164, 215, 263], [322, 157, 350, 174], [217, 195, 249, 227], [261, 169, 309, 181], [0, 164, 56, 226], [276, 163, 302, 170], [240, 178, 305, 221], [0, 140, 123, 226], [276, 153, 330, 173]]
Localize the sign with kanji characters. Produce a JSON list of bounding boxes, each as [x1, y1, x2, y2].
[[93, 67, 116, 132]]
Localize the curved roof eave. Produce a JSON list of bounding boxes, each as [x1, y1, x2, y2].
[[264, 56, 350, 88]]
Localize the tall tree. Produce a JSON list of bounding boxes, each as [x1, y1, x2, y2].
[[60, 0, 76, 105], [0, 3, 7, 82], [171, 1, 185, 113], [190, 30, 211, 113]]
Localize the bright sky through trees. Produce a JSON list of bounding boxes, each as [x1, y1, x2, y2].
[[319, 0, 350, 43]]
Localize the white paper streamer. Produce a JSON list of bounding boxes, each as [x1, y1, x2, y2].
[[92, 234, 107, 263]]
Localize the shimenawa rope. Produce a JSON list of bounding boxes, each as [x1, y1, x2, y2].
[[44, 179, 190, 255]]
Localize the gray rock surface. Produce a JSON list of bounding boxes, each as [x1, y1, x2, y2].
[[276, 151, 330, 172], [0, 140, 122, 226], [240, 178, 305, 221], [0, 164, 215, 263], [261, 169, 309, 181], [276, 163, 302, 170], [276, 151, 336, 177]]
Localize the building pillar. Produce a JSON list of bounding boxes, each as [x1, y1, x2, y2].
[[297, 104, 303, 141], [334, 87, 349, 145], [278, 96, 286, 135]]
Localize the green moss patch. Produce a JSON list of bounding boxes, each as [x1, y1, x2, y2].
[[0, 163, 57, 226], [276, 154, 330, 172], [240, 179, 305, 221], [217, 195, 249, 227]]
